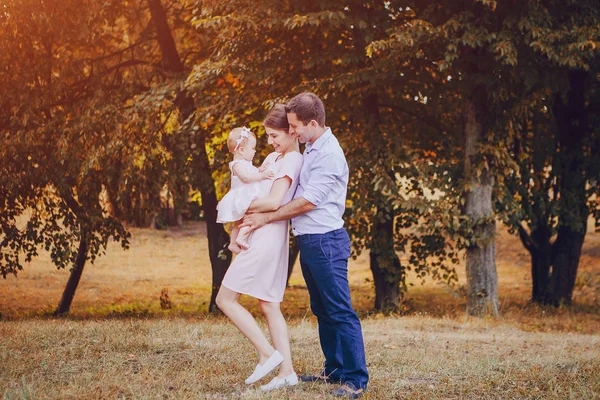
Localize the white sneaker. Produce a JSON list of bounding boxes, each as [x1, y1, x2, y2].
[[244, 350, 284, 384], [260, 373, 299, 391]]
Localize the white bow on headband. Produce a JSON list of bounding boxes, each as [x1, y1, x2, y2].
[[234, 127, 252, 151]]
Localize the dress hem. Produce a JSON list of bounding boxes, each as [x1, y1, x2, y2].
[[221, 282, 283, 303]]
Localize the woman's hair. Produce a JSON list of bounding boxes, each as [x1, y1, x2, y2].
[[284, 92, 326, 127], [263, 104, 290, 132], [226, 127, 256, 153]]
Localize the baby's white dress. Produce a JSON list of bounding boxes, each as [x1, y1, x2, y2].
[[216, 159, 270, 223]]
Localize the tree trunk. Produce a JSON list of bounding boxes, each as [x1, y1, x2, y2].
[[524, 115, 555, 304], [147, 0, 184, 72], [103, 158, 124, 221], [55, 233, 88, 315], [463, 94, 499, 317], [527, 226, 553, 303], [148, 0, 186, 228], [369, 216, 402, 313], [148, 0, 231, 312], [361, 91, 403, 312], [193, 131, 232, 312], [547, 225, 586, 306], [287, 237, 299, 287], [544, 70, 590, 306]]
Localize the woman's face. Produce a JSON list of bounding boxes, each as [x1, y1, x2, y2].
[[265, 126, 296, 153]]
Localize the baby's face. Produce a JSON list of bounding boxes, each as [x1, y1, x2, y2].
[[238, 136, 257, 162]]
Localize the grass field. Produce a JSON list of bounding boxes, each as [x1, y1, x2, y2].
[[2, 317, 599, 399], [1, 221, 599, 399]]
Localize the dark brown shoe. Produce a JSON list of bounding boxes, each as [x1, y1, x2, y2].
[[331, 383, 365, 398]]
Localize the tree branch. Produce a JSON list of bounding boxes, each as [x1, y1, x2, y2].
[[518, 224, 535, 252], [379, 102, 452, 135]]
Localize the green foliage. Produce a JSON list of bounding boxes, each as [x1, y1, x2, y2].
[[0, 0, 138, 277], [186, 1, 466, 307], [364, 0, 598, 308], [1, 0, 597, 311]]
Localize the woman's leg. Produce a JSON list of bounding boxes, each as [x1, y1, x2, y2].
[[259, 300, 295, 377], [216, 286, 275, 363]]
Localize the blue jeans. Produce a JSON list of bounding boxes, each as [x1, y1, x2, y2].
[[297, 228, 369, 390]]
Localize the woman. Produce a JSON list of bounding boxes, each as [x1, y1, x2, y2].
[[215, 104, 303, 391]]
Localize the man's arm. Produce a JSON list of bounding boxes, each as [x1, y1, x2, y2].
[[240, 197, 315, 231]]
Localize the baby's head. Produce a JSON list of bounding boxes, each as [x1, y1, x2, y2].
[[227, 127, 257, 161]]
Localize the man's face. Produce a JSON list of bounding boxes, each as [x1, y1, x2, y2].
[[287, 112, 315, 144]]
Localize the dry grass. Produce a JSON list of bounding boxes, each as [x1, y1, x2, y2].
[[1, 221, 599, 398], [1, 317, 599, 399]]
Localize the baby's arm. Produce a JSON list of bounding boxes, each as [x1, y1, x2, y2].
[[232, 163, 274, 184]]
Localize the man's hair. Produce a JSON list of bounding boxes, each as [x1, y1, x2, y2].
[[284, 92, 326, 127]]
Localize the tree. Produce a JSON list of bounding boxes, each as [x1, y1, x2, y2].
[[367, 1, 516, 316], [188, 0, 461, 313], [145, 0, 233, 312], [1, 0, 240, 314], [496, 0, 600, 305], [0, 0, 136, 313], [372, 0, 600, 312]]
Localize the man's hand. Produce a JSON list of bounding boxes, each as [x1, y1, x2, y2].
[[240, 212, 269, 232]]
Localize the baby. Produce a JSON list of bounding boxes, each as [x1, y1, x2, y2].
[[217, 127, 274, 253]]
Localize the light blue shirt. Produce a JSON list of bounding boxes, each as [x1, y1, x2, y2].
[[292, 128, 348, 236]]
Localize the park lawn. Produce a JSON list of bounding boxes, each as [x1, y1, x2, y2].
[[1, 316, 599, 399], [1, 221, 599, 399]]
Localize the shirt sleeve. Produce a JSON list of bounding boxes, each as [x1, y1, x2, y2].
[[301, 151, 346, 207], [275, 152, 303, 188]]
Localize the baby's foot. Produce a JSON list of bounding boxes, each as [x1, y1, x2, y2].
[[228, 242, 241, 254]]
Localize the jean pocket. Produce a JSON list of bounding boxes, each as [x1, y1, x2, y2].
[[321, 235, 343, 263], [297, 234, 319, 249]]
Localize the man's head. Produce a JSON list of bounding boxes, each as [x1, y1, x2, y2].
[[285, 92, 326, 144]]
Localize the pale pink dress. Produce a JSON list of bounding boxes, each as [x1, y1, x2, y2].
[[221, 151, 303, 302]]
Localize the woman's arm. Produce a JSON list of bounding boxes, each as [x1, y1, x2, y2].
[[233, 163, 274, 184], [247, 176, 292, 212]]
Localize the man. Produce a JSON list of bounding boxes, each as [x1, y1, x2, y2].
[[242, 92, 368, 398]]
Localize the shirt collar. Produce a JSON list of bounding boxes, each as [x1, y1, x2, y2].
[[305, 127, 332, 154]]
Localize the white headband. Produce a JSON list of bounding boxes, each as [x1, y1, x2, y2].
[[234, 127, 252, 151]]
